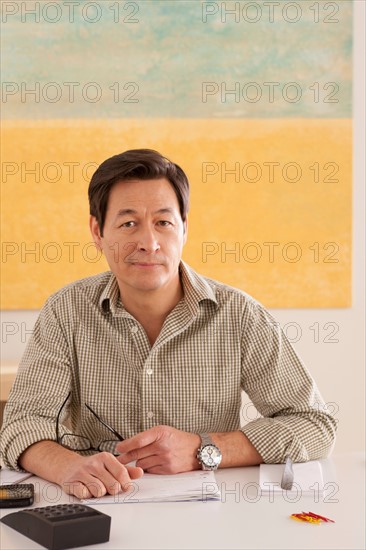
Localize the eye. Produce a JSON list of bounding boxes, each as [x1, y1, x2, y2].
[[158, 220, 172, 227], [121, 221, 135, 228]]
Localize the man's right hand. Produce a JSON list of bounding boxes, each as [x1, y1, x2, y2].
[[19, 440, 144, 499], [59, 451, 144, 499]]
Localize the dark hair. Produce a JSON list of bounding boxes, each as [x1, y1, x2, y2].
[[88, 149, 190, 236]]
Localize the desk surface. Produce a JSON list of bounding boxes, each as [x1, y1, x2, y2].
[[1, 453, 365, 550]]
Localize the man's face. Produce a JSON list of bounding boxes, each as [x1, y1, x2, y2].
[[90, 178, 187, 296]]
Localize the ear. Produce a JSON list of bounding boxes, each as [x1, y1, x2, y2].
[[182, 216, 188, 245], [89, 216, 103, 250]]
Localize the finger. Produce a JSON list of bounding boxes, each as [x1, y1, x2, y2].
[[99, 452, 146, 493], [125, 465, 144, 479], [83, 477, 109, 498], [135, 456, 164, 471], [63, 481, 93, 500], [62, 455, 132, 499], [78, 484, 93, 499], [96, 453, 133, 494], [75, 454, 125, 496], [117, 442, 159, 465], [70, 469, 112, 498], [144, 465, 172, 475], [116, 428, 159, 455], [138, 458, 178, 475]]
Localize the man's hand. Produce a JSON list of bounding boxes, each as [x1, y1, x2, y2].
[[20, 441, 144, 499], [58, 452, 144, 499], [116, 429, 264, 473], [116, 426, 201, 474]]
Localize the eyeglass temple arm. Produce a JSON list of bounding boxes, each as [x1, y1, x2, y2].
[[85, 403, 124, 441], [56, 392, 71, 443]]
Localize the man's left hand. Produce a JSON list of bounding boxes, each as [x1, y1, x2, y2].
[[115, 426, 201, 474]]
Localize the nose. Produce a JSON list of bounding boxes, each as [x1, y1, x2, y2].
[[137, 225, 160, 254]]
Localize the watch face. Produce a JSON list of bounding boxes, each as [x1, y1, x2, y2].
[[200, 444, 222, 468]]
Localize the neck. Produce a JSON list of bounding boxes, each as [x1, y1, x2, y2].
[[118, 277, 184, 326]]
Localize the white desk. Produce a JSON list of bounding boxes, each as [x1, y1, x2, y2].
[[1, 453, 365, 550]]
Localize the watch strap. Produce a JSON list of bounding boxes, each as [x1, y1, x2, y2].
[[199, 433, 213, 447]]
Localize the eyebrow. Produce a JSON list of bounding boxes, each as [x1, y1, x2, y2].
[[114, 207, 176, 219]]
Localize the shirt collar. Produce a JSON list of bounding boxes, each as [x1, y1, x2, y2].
[[99, 261, 218, 316], [99, 274, 120, 314], [179, 260, 218, 315]]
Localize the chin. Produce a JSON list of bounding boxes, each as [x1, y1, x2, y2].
[[131, 277, 166, 292]]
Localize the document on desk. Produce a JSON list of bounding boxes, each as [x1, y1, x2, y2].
[[259, 460, 324, 494], [82, 470, 221, 504], [0, 468, 33, 485]]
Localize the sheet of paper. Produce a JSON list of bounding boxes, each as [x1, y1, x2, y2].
[[82, 470, 221, 504], [0, 468, 33, 485], [259, 460, 324, 494]]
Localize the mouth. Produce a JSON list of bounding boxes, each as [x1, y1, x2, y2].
[[130, 262, 162, 268]]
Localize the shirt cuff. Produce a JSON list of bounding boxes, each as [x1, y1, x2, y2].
[[1, 420, 61, 471], [241, 417, 310, 463]]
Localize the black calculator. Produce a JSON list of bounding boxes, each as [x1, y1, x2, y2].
[[1, 503, 111, 550]]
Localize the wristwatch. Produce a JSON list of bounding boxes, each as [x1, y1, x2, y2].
[[196, 433, 222, 471]]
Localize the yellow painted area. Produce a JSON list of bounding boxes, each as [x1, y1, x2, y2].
[[1, 118, 351, 308]]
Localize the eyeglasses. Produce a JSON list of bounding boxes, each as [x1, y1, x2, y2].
[[56, 392, 124, 455]]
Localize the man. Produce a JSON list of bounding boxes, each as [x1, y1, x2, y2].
[[1, 149, 337, 499]]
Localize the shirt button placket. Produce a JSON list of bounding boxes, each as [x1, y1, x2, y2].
[[143, 353, 156, 429]]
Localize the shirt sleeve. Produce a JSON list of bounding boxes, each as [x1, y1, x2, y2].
[[0, 297, 72, 470], [240, 300, 338, 463]]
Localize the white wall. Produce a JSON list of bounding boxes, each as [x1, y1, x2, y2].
[[1, 3, 365, 455]]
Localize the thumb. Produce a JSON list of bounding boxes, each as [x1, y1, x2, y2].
[[125, 465, 144, 479]]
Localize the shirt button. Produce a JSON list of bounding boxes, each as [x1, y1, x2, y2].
[[147, 411, 154, 419], [146, 368, 153, 375], [130, 325, 138, 334]]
